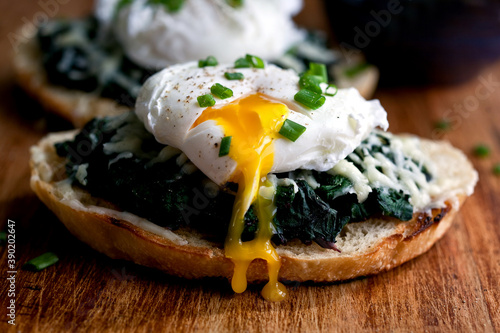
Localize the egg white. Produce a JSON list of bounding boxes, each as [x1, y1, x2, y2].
[[95, 0, 305, 69], [135, 62, 388, 185]]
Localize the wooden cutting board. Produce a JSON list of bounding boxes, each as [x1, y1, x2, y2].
[[0, 1, 499, 332]]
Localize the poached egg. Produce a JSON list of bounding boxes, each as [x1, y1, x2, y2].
[[135, 61, 388, 300], [95, 0, 305, 69]]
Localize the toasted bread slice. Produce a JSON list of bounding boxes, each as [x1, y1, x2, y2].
[[30, 131, 477, 282], [14, 27, 379, 128], [13, 30, 129, 128]]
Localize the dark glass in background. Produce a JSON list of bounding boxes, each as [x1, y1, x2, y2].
[[325, 0, 500, 86]]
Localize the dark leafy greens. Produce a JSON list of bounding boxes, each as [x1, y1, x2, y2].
[[38, 17, 153, 105], [56, 113, 424, 249]]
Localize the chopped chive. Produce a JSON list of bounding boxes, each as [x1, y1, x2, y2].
[[308, 62, 328, 83], [473, 144, 490, 158], [0, 231, 6, 246], [245, 54, 265, 68], [234, 57, 251, 68], [224, 72, 244, 80], [198, 55, 218, 67], [434, 119, 451, 131], [226, 0, 243, 8], [294, 89, 326, 110], [197, 94, 216, 107], [324, 84, 338, 97], [493, 163, 500, 175], [148, 0, 184, 12], [279, 119, 307, 142], [219, 136, 232, 157], [211, 83, 233, 99], [23, 252, 59, 272], [299, 74, 322, 94]]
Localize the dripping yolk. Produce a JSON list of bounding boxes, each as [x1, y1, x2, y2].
[[192, 93, 288, 301]]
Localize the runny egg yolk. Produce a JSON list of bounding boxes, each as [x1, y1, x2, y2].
[[192, 93, 289, 301]]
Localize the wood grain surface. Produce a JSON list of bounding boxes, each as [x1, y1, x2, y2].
[[1, 1, 499, 332]]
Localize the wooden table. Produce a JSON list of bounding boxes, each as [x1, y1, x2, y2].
[[1, 1, 499, 332]]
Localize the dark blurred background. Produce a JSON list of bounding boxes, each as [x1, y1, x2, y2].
[[323, 0, 500, 86]]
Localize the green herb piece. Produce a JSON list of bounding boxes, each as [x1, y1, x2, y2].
[[435, 119, 451, 131], [234, 57, 251, 68], [299, 74, 323, 94], [294, 89, 326, 110], [0, 231, 6, 246], [307, 62, 328, 83], [343, 62, 370, 78], [197, 94, 216, 107], [279, 119, 307, 142], [245, 54, 265, 69], [224, 72, 244, 80], [198, 55, 218, 67], [148, 0, 185, 12], [324, 84, 338, 97], [473, 144, 490, 158], [493, 164, 500, 175], [211, 83, 233, 99], [226, 0, 243, 8], [23, 252, 59, 272], [219, 136, 232, 157]]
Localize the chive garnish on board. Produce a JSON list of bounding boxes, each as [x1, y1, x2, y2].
[[294, 89, 326, 110], [434, 119, 451, 131], [211, 83, 233, 99], [493, 164, 500, 175], [473, 144, 490, 158], [219, 136, 232, 157], [279, 119, 307, 142], [197, 94, 216, 107], [198, 55, 218, 67], [224, 72, 244, 80], [23, 252, 59, 272]]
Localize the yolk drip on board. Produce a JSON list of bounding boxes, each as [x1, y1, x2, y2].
[[192, 93, 288, 301]]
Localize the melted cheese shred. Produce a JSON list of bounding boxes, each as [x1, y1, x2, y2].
[[192, 93, 288, 301], [334, 132, 441, 211]]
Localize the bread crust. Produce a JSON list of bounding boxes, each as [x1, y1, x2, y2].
[[14, 26, 377, 128], [30, 131, 477, 283]]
